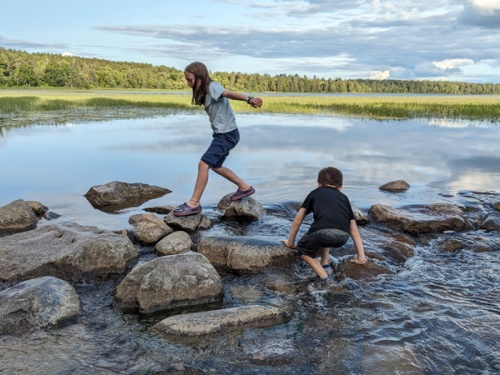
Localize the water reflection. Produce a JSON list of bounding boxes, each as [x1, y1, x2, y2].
[[0, 114, 499, 229]]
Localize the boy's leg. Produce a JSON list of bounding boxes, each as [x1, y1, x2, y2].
[[187, 160, 210, 207], [301, 254, 329, 279], [320, 247, 330, 266]]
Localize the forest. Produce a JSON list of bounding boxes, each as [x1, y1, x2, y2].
[[1, 47, 499, 95]]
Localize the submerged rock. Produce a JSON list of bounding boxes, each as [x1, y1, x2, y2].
[[84, 181, 171, 212], [114, 251, 223, 314], [153, 304, 290, 343], [0, 276, 80, 334], [0, 222, 138, 281]]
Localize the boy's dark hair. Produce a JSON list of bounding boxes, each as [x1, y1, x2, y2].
[[185, 62, 213, 106], [317, 167, 343, 187]]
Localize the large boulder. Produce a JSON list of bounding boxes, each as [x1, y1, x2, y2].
[[84, 181, 171, 212], [217, 194, 266, 221], [114, 251, 223, 314], [197, 236, 294, 273], [369, 203, 470, 235], [0, 199, 38, 237], [129, 213, 173, 245], [153, 305, 290, 343], [0, 222, 138, 281], [0, 276, 80, 334]]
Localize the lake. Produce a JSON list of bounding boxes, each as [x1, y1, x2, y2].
[[1, 112, 499, 374]]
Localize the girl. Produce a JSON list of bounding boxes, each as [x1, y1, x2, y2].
[[173, 62, 263, 217]]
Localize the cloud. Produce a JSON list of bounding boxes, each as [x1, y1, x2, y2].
[[458, 0, 500, 29], [370, 70, 390, 80]]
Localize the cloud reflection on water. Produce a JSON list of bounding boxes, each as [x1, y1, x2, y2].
[[0, 114, 499, 229]]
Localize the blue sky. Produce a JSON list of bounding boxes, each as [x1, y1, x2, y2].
[[2, 0, 500, 83]]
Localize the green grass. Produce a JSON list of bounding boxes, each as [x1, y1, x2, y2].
[[1, 89, 499, 121]]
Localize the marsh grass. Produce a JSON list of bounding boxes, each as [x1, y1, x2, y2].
[[1, 89, 499, 121]]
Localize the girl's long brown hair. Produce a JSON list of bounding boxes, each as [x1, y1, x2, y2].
[[185, 62, 213, 106]]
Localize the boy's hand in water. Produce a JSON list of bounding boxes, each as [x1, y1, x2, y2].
[[350, 257, 367, 265], [280, 240, 296, 249]]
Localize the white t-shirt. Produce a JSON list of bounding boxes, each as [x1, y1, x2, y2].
[[204, 81, 238, 134]]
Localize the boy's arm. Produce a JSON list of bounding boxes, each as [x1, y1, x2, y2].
[[222, 90, 263, 108], [349, 219, 367, 264], [281, 207, 307, 248]]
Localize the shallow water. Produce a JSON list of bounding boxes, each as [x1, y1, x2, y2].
[[1, 113, 499, 374]]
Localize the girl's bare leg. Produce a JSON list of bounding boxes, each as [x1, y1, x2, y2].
[[212, 166, 251, 191], [187, 161, 210, 207]]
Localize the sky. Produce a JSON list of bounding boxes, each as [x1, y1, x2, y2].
[[1, 0, 500, 83]]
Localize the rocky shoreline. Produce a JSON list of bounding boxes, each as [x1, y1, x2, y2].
[[1, 180, 499, 346]]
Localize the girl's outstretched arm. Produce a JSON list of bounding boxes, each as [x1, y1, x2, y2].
[[222, 90, 263, 108]]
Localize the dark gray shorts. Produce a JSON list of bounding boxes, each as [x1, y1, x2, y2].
[[201, 129, 240, 169], [296, 228, 350, 257]]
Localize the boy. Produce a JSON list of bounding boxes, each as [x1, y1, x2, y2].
[[281, 167, 366, 280]]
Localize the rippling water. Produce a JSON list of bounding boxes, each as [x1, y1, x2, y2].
[[1, 113, 499, 374]]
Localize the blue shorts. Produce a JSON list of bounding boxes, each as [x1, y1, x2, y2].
[[201, 129, 240, 169]]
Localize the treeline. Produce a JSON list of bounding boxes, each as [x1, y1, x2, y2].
[[1, 47, 500, 94]]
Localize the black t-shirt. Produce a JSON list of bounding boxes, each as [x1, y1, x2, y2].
[[301, 186, 354, 234]]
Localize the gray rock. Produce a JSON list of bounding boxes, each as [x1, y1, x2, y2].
[[0, 199, 38, 237], [0, 276, 80, 334], [197, 236, 294, 273], [0, 222, 138, 281], [369, 203, 470, 234], [164, 212, 213, 232], [114, 251, 222, 314], [217, 194, 266, 221], [493, 201, 500, 211], [379, 180, 410, 192], [84, 181, 171, 212], [481, 214, 500, 231], [352, 204, 370, 225], [156, 231, 192, 256], [26, 201, 49, 215], [129, 213, 173, 245], [153, 304, 290, 342]]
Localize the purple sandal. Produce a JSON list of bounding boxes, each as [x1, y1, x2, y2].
[[230, 186, 255, 201], [173, 202, 202, 217]]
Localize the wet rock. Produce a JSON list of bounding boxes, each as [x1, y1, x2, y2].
[[153, 305, 290, 343], [0, 222, 138, 282], [129, 213, 173, 245], [197, 236, 294, 273], [493, 201, 500, 211], [84, 181, 171, 212], [352, 204, 370, 225], [336, 260, 394, 280], [356, 226, 416, 264], [369, 203, 470, 235], [114, 251, 222, 314], [0, 199, 38, 237], [217, 194, 266, 221], [439, 238, 464, 252], [243, 338, 297, 366], [0, 276, 80, 334], [164, 212, 213, 232], [153, 364, 207, 375], [26, 201, 49, 215], [481, 214, 500, 231], [144, 205, 175, 215], [156, 231, 192, 256], [379, 180, 410, 192]]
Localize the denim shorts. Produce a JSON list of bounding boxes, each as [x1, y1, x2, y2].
[[296, 228, 350, 257], [201, 129, 240, 168]]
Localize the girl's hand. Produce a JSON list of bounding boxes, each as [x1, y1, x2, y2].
[[249, 97, 263, 108], [280, 240, 296, 249]]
